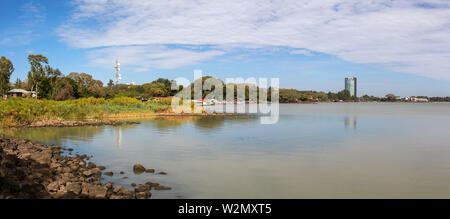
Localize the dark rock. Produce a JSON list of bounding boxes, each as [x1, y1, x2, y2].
[[134, 184, 151, 193], [97, 166, 106, 170], [133, 164, 146, 174], [154, 185, 172, 190], [66, 182, 82, 195], [131, 183, 136, 187], [104, 172, 113, 177], [87, 162, 96, 169], [145, 169, 155, 173], [145, 181, 159, 187], [91, 168, 102, 176], [158, 171, 168, 175], [136, 191, 152, 199], [83, 171, 92, 177], [105, 182, 114, 189], [82, 183, 107, 199], [47, 181, 60, 192]]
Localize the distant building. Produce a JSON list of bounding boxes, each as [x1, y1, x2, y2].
[[408, 96, 429, 102], [7, 89, 37, 98], [345, 77, 357, 97]]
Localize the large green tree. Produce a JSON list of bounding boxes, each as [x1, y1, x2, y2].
[[67, 72, 105, 98], [27, 54, 48, 98], [0, 56, 14, 97]]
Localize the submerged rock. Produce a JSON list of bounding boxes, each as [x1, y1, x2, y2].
[[145, 169, 155, 173], [134, 184, 151, 193], [154, 185, 172, 191]]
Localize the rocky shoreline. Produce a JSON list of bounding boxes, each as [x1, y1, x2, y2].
[[9, 119, 141, 128], [0, 137, 168, 199]]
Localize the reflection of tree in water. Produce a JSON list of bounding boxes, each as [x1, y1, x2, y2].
[[149, 116, 195, 129], [193, 116, 226, 131], [193, 115, 259, 132], [0, 124, 139, 146], [0, 126, 106, 145]]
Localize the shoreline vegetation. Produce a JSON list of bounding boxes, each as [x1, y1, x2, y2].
[[0, 96, 249, 128], [0, 136, 170, 199]]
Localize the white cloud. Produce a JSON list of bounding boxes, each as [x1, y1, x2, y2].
[[290, 49, 315, 56], [86, 45, 224, 71], [59, 0, 450, 79], [0, 1, 46, 47]]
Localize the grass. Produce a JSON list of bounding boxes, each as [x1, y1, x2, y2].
[[0, 97, 172, 126]]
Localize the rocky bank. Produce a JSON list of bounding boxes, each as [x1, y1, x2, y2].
[[0, 137, 161, 199], [18, 120, 140, 128]]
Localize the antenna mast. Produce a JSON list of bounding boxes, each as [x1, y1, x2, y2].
[[115, 59, 122, 85]]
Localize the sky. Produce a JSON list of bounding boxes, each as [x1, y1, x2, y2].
[[1, 0, 450, 97]]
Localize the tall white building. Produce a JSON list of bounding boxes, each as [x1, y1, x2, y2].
[[345, 77, 357, 97]]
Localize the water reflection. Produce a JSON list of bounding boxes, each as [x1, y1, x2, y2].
[[345, 116, 357, 130], [115, 126, 122, 149], [4, 103, 450, 198], [0, 126, 106, 145]]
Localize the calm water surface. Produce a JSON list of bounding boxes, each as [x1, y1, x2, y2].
[[3, 103, 450, 198]]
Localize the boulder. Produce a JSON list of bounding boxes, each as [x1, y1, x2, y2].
[[47, 181, 60, 192], [145, 169, 155, 173], [134, 184, 151, 193], [133, 164, 146, 173], [87, 162, 96, 169], [154, 185, 172, 190], [66, 182, 82, 195], [104, 182, 114, 189], [91, 168, 102, 176], [145, 181, 159, 187], [83, 171, 92, 177], [104, 171, 114, 177], [82, 183, 107, 199], [136, 191, 152, 199]]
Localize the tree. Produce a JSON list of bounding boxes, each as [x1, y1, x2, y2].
[[337, 89, 351, 101], [14, 78, 22, 89], [385, 93, 397, 101], [107, 79, 114, 88], [0, 56, 14, 97], [67, 72, 105, 98], [27, 54, 48, 98], [52, 78, 76, 100]]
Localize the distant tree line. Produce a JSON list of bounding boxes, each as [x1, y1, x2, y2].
[[2, 54, 450, 102], [6, 54, 182, 100]]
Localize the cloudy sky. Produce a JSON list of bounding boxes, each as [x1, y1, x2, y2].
[[1, 0, 450, 96]]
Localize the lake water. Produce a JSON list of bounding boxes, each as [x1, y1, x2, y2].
[[3, 103, 450, 198]]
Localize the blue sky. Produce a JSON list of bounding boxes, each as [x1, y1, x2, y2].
[[1, 0, 450, 97]]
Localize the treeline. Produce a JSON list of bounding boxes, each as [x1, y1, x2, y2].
[[4, 54, 182, 100], [279, 89, 358, 103], [3, 54, 450, 102], [429, 97, 450, 102]]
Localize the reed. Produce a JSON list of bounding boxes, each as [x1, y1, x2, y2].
[[0, 97, 171, 126]]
